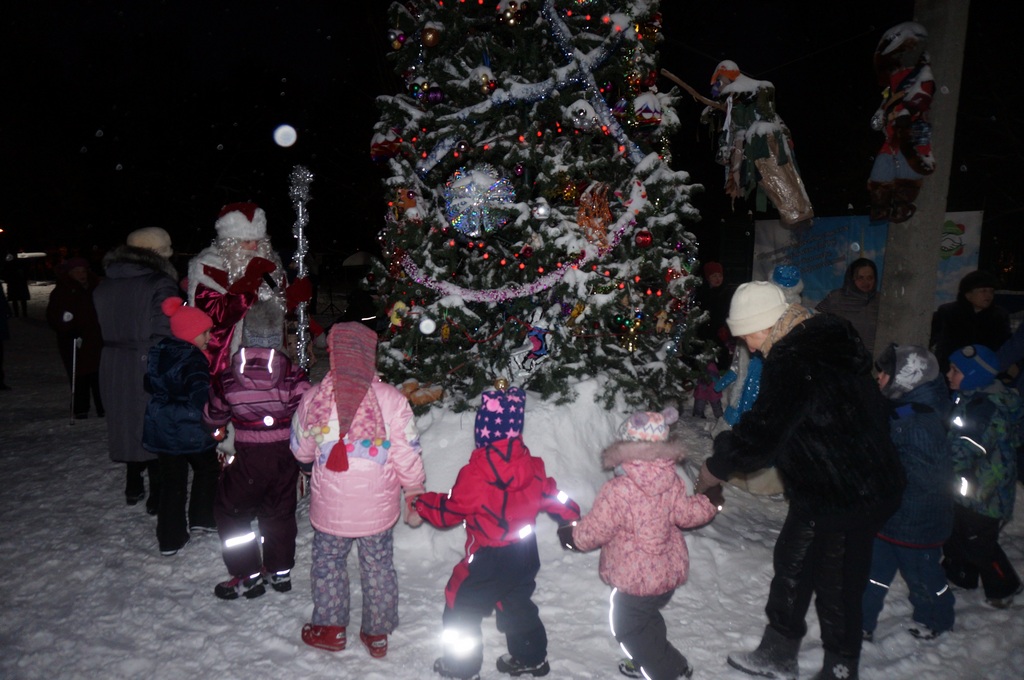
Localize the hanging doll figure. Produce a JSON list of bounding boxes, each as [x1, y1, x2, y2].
[[867, 22, 935, 224], [700, 60, 814, 229]]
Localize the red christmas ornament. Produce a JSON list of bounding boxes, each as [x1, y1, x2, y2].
[[634, 229, 653, 248]]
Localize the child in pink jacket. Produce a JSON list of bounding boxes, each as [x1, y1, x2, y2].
[[559, 408, 717, 680], [290, 322, 425, 659]]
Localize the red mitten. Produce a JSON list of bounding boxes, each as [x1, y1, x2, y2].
[[245, 257, 277, 278], [286, 276, 312, 309]]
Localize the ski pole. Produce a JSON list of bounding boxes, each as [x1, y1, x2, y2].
[[70, 336, 78, 425]]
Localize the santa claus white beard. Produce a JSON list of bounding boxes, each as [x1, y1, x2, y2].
[[219, 237, 286, 303]]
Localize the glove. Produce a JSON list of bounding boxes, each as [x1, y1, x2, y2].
[[557, 521, 579, 552], [211, 427, 227, 441], [62, 311, 74, 322], [286, 277, 312, 309], [404, 493, 423, 527], [227, 257, 277, 294]]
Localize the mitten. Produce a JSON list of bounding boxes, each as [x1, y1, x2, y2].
[[557, 521, 579, 552], [227, 257, 277, 294], [286, 277, 312, 309], [702, 484, 725, 510], [245, 257, 277, 278], [405, 494, 423, 527]]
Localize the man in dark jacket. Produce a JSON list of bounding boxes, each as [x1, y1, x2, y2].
[[94, 227, 179, 511], [46, 257, 104, 418], [929, 269, 1010, 374], [696, 281, 905, 680]]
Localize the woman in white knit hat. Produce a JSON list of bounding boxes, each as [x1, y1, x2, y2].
[[695, 280, 905, 680]]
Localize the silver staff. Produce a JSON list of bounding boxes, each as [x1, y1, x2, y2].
[[289, 165, 314, 370]]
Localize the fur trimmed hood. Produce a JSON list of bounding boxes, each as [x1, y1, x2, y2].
[[102, 244, 178, 281], [601, 439, 686, 470]]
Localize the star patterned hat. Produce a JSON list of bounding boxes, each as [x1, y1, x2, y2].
[[474, 386, 526, 447]]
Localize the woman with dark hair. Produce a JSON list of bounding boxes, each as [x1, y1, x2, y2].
[[816, 258, 880, 358]]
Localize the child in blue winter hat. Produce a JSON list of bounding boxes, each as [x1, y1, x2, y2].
[[943, 344, 1023, 608]]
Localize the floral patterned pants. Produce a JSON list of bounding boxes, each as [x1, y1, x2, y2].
[[310, 528, 399, 635]]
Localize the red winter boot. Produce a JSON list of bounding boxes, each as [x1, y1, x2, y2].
[[360, 630, 388, 658], [301, 623, 346, 652]]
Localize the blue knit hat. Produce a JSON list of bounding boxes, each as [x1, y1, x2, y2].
[[771, 265, 804, 303], [474, 387, 526, 447], [949, 345, 999, 391]]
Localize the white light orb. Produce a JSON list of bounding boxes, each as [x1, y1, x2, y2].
[[273, 124, 298, 147], [419, 318, 437, 335]]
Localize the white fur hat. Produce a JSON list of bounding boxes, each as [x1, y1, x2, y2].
[[726, 281, 789, 336], [215, 202, 267, 241], [126, 227, 173, 258]]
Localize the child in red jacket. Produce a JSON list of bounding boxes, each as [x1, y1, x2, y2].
[[412, 387, 581, 680]]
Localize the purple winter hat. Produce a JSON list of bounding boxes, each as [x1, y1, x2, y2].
[[474, 387, 526, 447]]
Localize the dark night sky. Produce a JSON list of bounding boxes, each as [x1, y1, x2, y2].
[[1, 2, 1019, 283]]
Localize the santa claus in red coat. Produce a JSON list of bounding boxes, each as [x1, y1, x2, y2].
[[187, 202, 311, 374]]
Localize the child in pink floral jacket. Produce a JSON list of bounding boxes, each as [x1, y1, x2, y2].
[[559, 408, 717, 680]]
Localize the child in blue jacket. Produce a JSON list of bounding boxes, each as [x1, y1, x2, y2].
[[143, 297, 219, 556], [861, 344, 955, 641]]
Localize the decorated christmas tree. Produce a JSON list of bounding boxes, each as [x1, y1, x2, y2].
[[369, 0, 707, 411]]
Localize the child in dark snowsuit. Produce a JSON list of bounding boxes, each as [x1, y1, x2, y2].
[[142, 297, 219, 556], [561, 407, 717, 680], [413, 387, 581, 680], [204, 340, 310, 599], [861, 344, 955, 641], [943, 344, 1023, 608]]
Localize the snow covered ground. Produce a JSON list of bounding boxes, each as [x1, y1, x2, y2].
[[2, 282, 1022, 679]]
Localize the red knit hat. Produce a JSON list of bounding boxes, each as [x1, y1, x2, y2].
[[161, 297, 213, 343], [703, 261, 723, 277]]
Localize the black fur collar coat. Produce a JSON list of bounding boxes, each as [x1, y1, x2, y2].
[[708, 313, 905, 523]]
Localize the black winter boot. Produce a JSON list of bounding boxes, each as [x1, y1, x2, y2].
[[726, 625, 800, 680], [809, 650, 858, 680]]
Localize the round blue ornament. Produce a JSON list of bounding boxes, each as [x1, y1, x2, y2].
[[443, 164, 516, 237]]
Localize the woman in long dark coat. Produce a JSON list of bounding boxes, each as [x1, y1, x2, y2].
[[93, 228, 178, 511]]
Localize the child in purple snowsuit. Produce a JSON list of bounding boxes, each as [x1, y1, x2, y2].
[[204, 344, 310, 599]]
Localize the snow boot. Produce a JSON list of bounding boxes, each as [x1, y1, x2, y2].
[[618, 658, 644, 679], [266, 569, 292, 593], [433, 657, 481, 680], [618, 657, 693, 679], [360, 630, 388, 658], [726, 625, 800, 680], [496, 653, 550, 677], [302, 624, 346, 652], [809, 650, 858, 680], [214, 573, 265, 600]]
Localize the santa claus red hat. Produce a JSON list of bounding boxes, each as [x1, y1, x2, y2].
[[215, 202, 267, 241]]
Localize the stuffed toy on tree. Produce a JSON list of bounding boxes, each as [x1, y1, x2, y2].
[[867, 21, 935, 223], [699, 60, 814, 228], [368, 0, 709, 411]]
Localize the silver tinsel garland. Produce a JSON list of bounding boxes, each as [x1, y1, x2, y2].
[[289, 165, 313, 370]]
